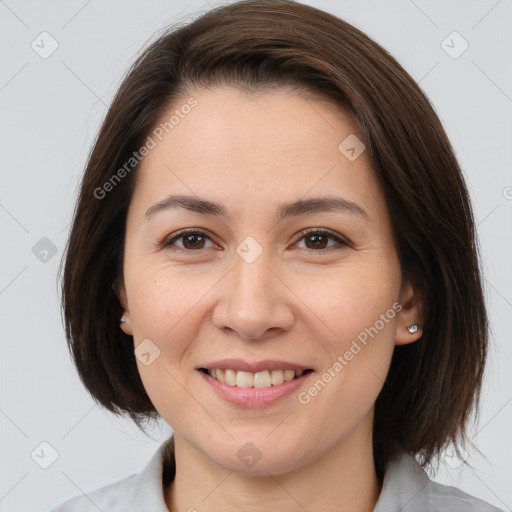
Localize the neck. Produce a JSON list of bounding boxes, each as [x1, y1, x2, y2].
[[164, 419, 381, 512]]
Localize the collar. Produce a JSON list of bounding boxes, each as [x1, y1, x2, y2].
[[373, 452, 431, 511], [115, 437, 173, 511]]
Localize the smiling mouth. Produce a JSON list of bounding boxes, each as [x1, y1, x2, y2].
[[199, 368, 314, 388]]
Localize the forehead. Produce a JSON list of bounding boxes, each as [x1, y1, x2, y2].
[[130, 85, 382, 222]]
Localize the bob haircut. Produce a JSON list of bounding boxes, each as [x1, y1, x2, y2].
[[59, 0, 488, 482]]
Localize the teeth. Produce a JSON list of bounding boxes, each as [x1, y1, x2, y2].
[[225, 369, 237, 386], [207, 368, 306, 388], [254, 370, 271, 388], [236, 370, 254, 388], [270, 369, 284, 386], [284, 369, 295, 382]]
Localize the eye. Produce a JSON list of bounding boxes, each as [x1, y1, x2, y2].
[[162, 228, 349, 252], [293, 228, 349, 251], [162, 229, 218, 251]]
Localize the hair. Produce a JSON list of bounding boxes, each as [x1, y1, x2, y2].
[[59, 0, 489, 482]]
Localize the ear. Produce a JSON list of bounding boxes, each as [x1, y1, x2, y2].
[[395, 279, 424, 346], [113, 276, 133, 336]]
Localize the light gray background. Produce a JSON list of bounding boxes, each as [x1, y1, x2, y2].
[[0, 0, 511, 510]]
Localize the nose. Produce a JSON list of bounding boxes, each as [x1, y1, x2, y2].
[[211, 251, 294, 341]]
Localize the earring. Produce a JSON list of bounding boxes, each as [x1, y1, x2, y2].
[[407, 324, 419, 333], [120, 315, 127, 323]]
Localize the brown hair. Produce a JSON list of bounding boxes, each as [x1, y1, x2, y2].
[[59, 0, 488, 481]]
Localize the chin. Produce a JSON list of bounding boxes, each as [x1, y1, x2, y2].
[[203, 437, 307, 476]]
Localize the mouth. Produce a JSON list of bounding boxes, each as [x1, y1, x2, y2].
[[198, 367, 315, 389], [197, 365, 316, 408]]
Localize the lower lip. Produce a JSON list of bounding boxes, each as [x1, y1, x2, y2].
[[198, 370, 314, 408]]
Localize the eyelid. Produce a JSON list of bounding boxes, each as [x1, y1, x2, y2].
[[294, 227, 351, 248], [160, 228, 219, 250]]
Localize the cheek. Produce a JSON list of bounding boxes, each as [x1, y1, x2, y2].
[[302, 262, 399, 407], [127, 265, 207, 344], [129, 277, 201, 425], [310, 263, 399, 347], [126, 270, 205, 408]]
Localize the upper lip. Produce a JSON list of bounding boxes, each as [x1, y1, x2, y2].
[[198, 359, 313, 373]]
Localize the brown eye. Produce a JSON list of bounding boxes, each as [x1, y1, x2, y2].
[[163, 230, 215, 251], [180, 233, 206, 250], [295, 229, 349, 251]]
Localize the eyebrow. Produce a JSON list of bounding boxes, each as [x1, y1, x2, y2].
[[144, 194, 370, 223]]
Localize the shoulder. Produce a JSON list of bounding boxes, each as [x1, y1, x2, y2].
[[424, 478, 504, 512], [375, 453, 504, 512], [49, 473, 138, 511], [49, 437, 174, 512]]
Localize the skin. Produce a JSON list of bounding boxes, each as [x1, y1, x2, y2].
[[117, 86, 424, 512]]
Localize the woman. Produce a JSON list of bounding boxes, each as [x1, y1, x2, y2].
[[52, 0, 503, 510]]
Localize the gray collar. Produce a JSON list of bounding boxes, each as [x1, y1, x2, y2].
[[373, 453, 430, 511]]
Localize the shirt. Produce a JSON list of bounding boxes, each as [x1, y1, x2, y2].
[[50, 436, 504, 511]]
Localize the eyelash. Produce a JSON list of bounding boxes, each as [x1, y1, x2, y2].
[[161, 228, 350, 253]]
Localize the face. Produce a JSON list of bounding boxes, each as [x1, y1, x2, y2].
[[117, 86, 423, 475]]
